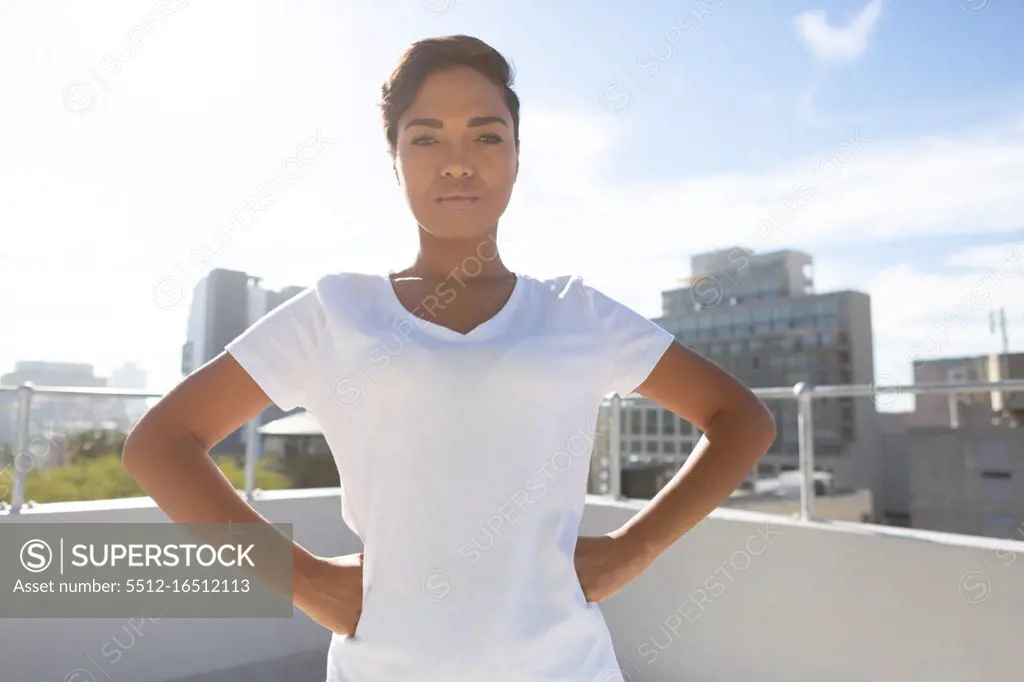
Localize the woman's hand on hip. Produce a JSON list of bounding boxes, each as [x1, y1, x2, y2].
[[574, 534, 650, 603], [295, 552, 365, 635]]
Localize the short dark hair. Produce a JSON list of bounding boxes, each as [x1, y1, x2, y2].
[[379, 35, 520, 157]]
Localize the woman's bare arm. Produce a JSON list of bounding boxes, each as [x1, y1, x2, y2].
[[121, 352, 321, 608], [615, 341, 776, 557]]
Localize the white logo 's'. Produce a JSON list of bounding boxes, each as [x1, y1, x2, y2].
[[21, 539, 53, 573]]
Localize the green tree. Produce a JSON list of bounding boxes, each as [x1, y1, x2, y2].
[[217, 457, 294, 492], [63, 428, 128, 462], [276, 437, 340, 488]]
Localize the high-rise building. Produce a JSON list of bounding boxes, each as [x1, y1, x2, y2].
[[652, 247, 880, 509], [181, 269, 252, 378], [180, 269, 306, 454]]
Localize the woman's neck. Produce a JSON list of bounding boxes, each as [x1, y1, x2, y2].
[[397, 227, 511, 280]]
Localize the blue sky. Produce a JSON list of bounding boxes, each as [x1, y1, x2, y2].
[[1, 0, 1022, 403]]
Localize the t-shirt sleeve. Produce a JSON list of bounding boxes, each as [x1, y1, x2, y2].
[[224, 285, 325, 411], [586, 283, 676, 397]]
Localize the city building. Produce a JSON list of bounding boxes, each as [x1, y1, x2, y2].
[[0, 361, 109, 459], [910, 352, 1024, 428], [587, 394, 702, 496], [904, 425, 1024, 539], [181, 268, 306, 454], [872, 352, 1024, 538], [181, 269, 252, 379], [109, 361, 148, 391], [651, 247, 881, 516], [1, 360, 107, 389], [587, 395, 874, 523], [108, 361, 150, 428]]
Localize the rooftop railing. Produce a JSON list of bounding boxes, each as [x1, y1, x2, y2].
[[3, 378, 1024, 522]]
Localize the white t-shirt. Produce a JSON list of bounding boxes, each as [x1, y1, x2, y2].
[[226, 271, 675, 682]]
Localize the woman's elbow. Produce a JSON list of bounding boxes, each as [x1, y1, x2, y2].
[[748, 395, 777, 448], [122, 408, 177, 473], [121, 417, 157, 473]]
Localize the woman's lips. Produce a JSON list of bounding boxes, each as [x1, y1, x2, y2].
[[436, 196, 480, 209]]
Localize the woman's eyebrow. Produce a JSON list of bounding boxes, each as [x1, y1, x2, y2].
[[404, 115, 509, 130]]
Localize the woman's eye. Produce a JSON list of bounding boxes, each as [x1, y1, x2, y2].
[[479, 133, 503, 144], [411, 136, 435, 146]]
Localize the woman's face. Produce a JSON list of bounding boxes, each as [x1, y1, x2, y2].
[[394, 66, 518, 241]]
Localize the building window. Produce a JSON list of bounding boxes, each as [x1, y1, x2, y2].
[[630, 410, 642, 435], [677, 416, 693, 435], [980, 471, 1013, 504], [645, 440, 659, 453], [885, 512, 911, 528], [662, 410, 676, 435], [645, 409, 659, 435]]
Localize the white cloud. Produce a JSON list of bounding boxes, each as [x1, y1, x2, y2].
[[945, 243, 1024, 269], [794, 0, 884, 63], [510, 111, 1024, 271]]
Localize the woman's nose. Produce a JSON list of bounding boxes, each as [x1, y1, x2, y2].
[[440, 160, 474, 178]]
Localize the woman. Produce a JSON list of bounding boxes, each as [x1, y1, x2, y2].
[[123, 34, 775, 682]]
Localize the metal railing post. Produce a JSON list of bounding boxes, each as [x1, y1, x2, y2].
[[947, 393, 960, 429], [608, 394, 622, 500], [11, 382, 35, 513], [794, 382, 816, 521], [244, 418, 260, 500]]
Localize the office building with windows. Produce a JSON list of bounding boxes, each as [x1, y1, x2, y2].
[[651, 247, 880, 505], [588, 393, 703, 496], [910, 352, 1024, 428]]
